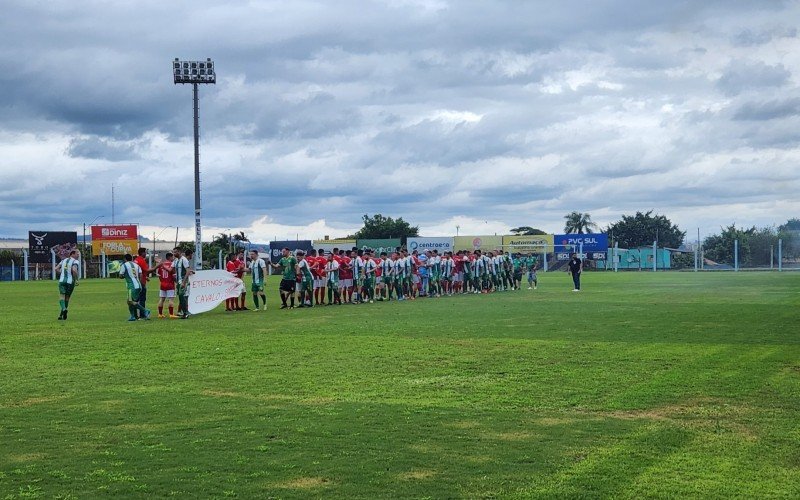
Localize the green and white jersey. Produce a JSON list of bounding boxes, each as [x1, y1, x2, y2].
[[404, 256, 414, 275], [279, 256, 298, 280], [249, 258, 267, 284], [325, 260, 340, 281], [352, 256, 364, 277], [441, 257, 454, 277], [525, 256, 538, 270], [58, 257, 80, 284], [120, 261, 142, 290], [364, 258, 377, 277], [380, 258, 393, 278], [392, 258, 405, 278], [175, 256, 191, 283], [462, 257, 472, 273], [512, 257, 522, 271], [298, 259, 313, 280], [480, 255, 491, 273], [474, 256, 485, 273]]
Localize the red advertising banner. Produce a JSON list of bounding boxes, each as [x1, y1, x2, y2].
[[91, 224, 139, 255]]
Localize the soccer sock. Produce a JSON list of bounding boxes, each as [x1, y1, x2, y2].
[[281, 293, 287, 306], [158, 305, 163, 314], [253, 294, 259, 308], [64, 298, 70, 309], [169, 305, 174, 315], [128, 304, 136, 317], [290, 295, 295, 307], [59, 299, 66, 311]]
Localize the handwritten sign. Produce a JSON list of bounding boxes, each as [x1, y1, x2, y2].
[[187, 270, 245, 315]]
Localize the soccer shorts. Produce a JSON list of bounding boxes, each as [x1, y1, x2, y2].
[[376, 276, 383, 284], [58, 282, 75, 296], [252, 282, 264, 293], [127, 287, 141, 302], [341, 278, 353, 289], [454, 272, 463, 282], [327, 278, 339, 289], [300, 279, 313, 292], [159, 289, 176, 298], [412, 274, 420, 284], [313, 277, 323, 289], [279, 279, 295, 293]]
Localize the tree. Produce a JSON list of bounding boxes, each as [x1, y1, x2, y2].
[[606, 211, 685, 249], [703, 224, 755, 266], [510, 226, 547, 235], [353, 214, 419, 243], [563, 212, 598, 234], [778, 218, 800, 232], [0, 250, 21, 265]]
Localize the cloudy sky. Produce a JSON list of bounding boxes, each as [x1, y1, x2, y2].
[[1, 0, 798, 243]]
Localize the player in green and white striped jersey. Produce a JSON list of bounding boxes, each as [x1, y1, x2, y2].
[[119, 253, 151, 321], [173, 247, 194, 318], [247, 250, 268, 311], [56, 249, 80, 320]]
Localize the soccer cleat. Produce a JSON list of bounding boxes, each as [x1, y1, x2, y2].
[[252, 308, 259, 312], [280, 305, 288, 309], [169, 314, 180, 319], [63, 310, 68, 320], [128, 316, 137, 322], [528, 286, 532, 290], [158, 314, 165, 319], [262, 305, 268, 311], [58, 311, 64, 320], [144, 309, 151, 320]]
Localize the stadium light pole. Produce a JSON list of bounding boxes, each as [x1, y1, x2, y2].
[[173, 57, 216, 270]]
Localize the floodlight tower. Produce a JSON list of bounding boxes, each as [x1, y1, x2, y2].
[[173, 57, 216, 270]]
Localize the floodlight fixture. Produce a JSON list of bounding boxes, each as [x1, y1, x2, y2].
[[173, 57, 216, 269], [173, 58, 216, 84]]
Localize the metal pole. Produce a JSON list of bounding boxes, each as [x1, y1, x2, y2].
[[734, 239, 739, 272], [218, 249, 223, 270], [770, 245, 774, 270], [652, 241, 657, 272], [23, 250, 28, 281], [614, 242, 619, 272], [11, 259, 15, 281], [193, 82, 203, 270], [542, 247, 548, 272], [51, 249, 56, 280], [694, 241, 698, 272], [101, 252, 106, 278], [778, 239, 782, 272]]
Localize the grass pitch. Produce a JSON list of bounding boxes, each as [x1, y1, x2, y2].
[[1, 272, 799, 498]]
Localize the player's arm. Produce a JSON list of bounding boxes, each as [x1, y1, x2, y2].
[[71, 262, 79, 284]]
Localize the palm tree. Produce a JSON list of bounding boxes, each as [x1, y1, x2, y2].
[[563, 212, 598, 234]]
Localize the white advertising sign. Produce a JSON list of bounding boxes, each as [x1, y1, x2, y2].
[[407, 237, 454, 253], [187, 270, 245, 315]]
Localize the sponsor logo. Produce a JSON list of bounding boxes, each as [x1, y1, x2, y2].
[[31, 233, 47, 245], [101, 227, 130, 237], [472, 237, 482, 247]]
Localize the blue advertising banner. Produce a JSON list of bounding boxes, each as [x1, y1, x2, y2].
[[554, 233, 609, 260]]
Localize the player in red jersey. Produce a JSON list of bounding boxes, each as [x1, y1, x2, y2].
[[338, 249, 353, 304], [152, 252, 177, 318], [234, 251, 248, 310], [310, 249, 326, 306], [453, 250, 465, 293], [225, 253, 239, 311]]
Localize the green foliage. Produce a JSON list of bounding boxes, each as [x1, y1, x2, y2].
[[607, 211, 685, 249], [510, 226, 547, 235], [670, 252, 694, 270], [563, 212, 598, 234], [0, 249, 21, 265], [778, 218, 800, 232], [353, 214, 419, 243], [0, 273, 798, 497]]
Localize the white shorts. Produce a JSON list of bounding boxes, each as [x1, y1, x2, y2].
[[412, 275, 420, 284], [454, 272, 463, 282], [341, 278, 353, 289], [159, 289, 176, 298], [313, 278, 324, 289], [376, 276, 383, 284]]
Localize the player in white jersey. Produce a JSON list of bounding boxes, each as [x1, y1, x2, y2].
[[56, 249, 80, 320], [378, 252, 393, 300], [351, 250, 365, 304], [119, 253, 151, 321], [247, 250, 268, 311], [173, 247, 194, 318]]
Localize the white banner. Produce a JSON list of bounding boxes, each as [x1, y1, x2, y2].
[[407, 237, 454, 253], [187, 270, 245, 315]]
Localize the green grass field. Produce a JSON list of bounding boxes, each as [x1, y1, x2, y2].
[[1, 272, 798, 498]]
